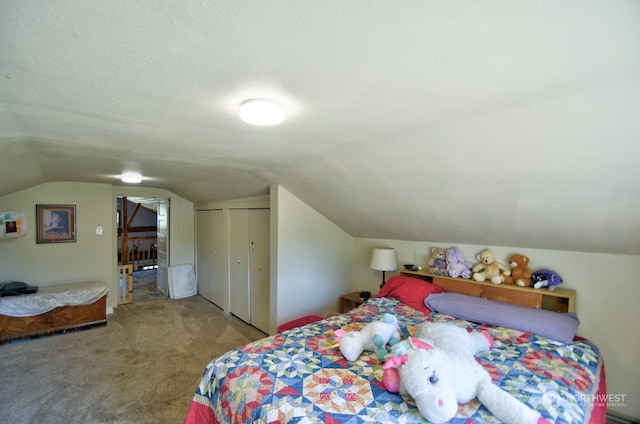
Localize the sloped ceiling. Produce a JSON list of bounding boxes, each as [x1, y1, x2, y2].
[[1, 1, 639, 255]]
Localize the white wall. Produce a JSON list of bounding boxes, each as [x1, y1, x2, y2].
[[353, 237, 640, 419], [0, 183, 195, 310], [0, 182, 114, 299], [271, 185, 353, 333]]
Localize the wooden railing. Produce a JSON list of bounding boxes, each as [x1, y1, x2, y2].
[[118, 236, 157, 271]]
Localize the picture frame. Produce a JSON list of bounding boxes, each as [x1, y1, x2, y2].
[[36, 204, 76, 243], [0, 210, 27, 239]]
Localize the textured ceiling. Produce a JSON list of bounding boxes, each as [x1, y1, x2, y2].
[[1, 1, 639, 255]]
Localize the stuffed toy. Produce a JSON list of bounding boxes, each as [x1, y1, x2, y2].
[[531, 269, 563, 291], [382, 323, 550, 424], [472, 248, 512, 284], [336, 313, 401, 361], [427, 247, 447, 275], [509, 254, 533, 287], [444, 246, 473, 279]]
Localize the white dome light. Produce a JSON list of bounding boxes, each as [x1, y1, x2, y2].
[[239, 99, 285, 126], [121, 173, 142, 184]]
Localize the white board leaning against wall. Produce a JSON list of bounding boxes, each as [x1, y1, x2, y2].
[[168, 263, 197, 299]]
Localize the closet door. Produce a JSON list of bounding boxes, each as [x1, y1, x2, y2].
[[249, 209, 270, 333], [196, 210, 213, 301], [209, 210, 226, 309], [196, 210, 226, 308], [229, 209, 250, 323]]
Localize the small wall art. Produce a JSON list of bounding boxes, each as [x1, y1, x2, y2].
[[36, 204, 76, 243], [0, 210, 27, 239]]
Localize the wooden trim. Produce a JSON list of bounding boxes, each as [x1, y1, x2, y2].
[[399, 269, 576, 313], [117, 226, 157, 235]]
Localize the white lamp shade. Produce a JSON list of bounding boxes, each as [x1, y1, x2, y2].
[[370, 248, 398, 271]]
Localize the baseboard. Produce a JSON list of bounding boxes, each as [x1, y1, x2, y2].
[[607, 411, 640, 424]]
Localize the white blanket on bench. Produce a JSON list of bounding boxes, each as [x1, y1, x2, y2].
[[0, 281, 108, 318]]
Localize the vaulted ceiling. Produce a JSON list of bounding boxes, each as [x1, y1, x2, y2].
[[1, 1, 639, 255]]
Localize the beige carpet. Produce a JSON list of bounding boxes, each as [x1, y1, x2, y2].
[[0, 270, 267, 424]]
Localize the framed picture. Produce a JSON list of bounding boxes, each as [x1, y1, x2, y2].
[[1, 210, 27, 239], [36, 204, 76, 243]]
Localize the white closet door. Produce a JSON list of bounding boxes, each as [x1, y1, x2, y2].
[[196, 210, 213, 301], [229, 209, 250, 323], [209, 210, 227, 309], [249, 209, 270, 333]]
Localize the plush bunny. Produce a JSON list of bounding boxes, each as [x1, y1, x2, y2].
[[444, 246, 473, 279], [382, 322, 550, 424], [337, 313, 400, 361]]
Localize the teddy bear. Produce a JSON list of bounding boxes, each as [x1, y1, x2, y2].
[[427, 247, 447, 275], [509, 254, 533, 287], [531, 269, 563, 291], [382, 322, 549, 424], [472, 248, 513, 284], [336, 313, 401, 361], [444, 246, 473, 279]]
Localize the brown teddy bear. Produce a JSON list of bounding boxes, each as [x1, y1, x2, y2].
[[509, 254, 533, 287], [427, 247, 447, 275], [472, 249, 512, 284]]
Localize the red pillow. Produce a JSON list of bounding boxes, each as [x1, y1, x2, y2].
[[373, 275, 444, 314]]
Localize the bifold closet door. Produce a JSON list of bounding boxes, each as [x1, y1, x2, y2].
[[196, 209, 226, 308], [229, 209, 250, 323], [196, 210, 213, 301], [249, 209, 270, 333], [209, 210, 226, 309]]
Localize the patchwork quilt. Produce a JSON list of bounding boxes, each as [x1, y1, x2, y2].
[[185, 297, 604, 424]]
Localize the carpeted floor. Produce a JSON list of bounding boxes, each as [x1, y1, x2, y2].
[[0, 270, 267, 424]]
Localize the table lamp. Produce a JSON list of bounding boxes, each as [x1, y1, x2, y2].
[[370, 247, 398, 288]]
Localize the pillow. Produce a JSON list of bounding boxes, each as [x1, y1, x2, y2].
[[424, 292, 580, 344], [373, 275, 444, 314]]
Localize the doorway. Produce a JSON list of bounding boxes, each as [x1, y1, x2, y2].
[[116, 196, 169, 303]]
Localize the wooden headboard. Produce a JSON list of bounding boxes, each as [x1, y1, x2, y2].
[[399, 269, 576, 313]]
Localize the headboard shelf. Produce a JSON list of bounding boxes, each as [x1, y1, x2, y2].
[[399, 269, 576, 313]]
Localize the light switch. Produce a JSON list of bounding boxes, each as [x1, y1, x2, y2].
[[96, 226, 103, 235]]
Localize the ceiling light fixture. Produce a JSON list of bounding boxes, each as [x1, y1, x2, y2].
[[239, 99, 285, 126], [121, 173, 142, 184]]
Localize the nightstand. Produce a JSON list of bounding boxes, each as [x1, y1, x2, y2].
[[339, 292, 367, 313]]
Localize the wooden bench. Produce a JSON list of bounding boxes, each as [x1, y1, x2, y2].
[[0, 281, 108, 343]]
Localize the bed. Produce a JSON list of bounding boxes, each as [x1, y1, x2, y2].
[[185, 276, 606, 423]]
